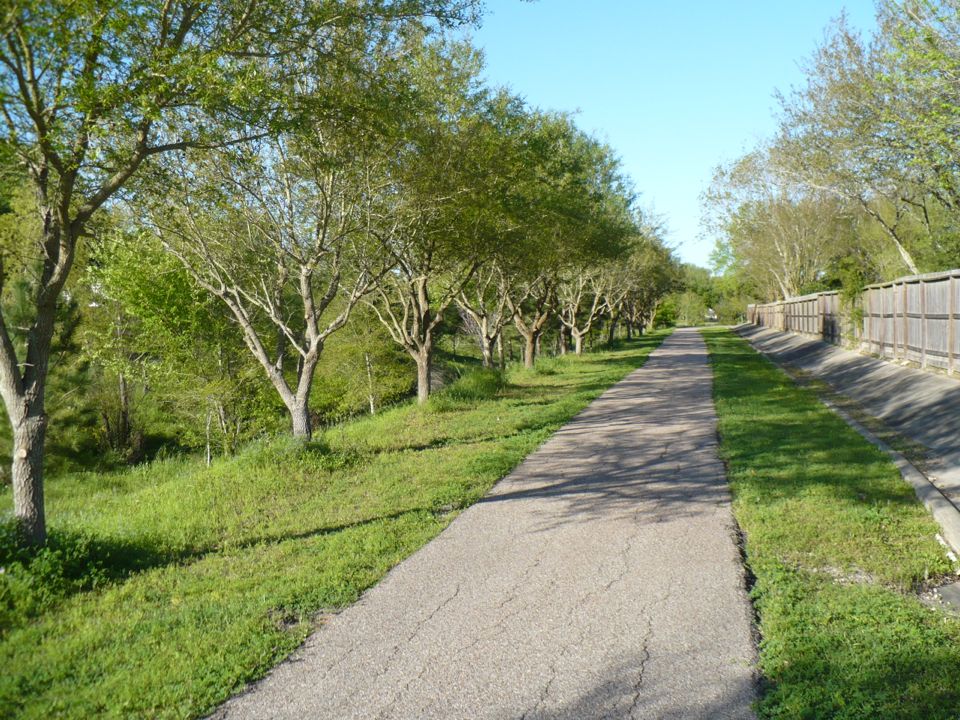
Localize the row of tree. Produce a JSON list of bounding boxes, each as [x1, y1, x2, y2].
[[705, 0, 960, 302], [0, 1, 677, 545]]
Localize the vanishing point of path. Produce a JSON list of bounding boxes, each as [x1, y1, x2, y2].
[[214, 329, 756, 720]]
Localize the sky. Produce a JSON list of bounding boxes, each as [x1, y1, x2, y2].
[[465, 0, 879, 269]]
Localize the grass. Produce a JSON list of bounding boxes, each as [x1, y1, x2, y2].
[[703, 326, 960, 719], [0, 332, 667, 719], [778, 367, 934, 474]]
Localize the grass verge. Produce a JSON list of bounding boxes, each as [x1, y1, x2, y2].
[[0, 332, 667, 719], [702, 326, 960, 719]]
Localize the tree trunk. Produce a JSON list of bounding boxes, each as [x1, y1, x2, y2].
[[118, 372, 130, 448], [626, 321, 634, 339], [480, 337, 495, 368], [607, 314, 618, 344], [524, 334, 536, 368], [290, 399, 311, 439], [558, 327, 568, 356], [574, 333, 584, 356], [416, 351, 431, 404], [205, 407, 213, 467], [11, 412, 47, 546], [365, 352, 376, 415], [6, 290, 61, 547], [497, 334, 505, 370]]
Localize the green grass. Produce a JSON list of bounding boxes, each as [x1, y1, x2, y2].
[[0, 333, 667, 719], [703, 327, 960, 719]]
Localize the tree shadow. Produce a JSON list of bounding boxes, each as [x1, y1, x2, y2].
[[0, 505, 443, 634], [475, 340, 735, 532]]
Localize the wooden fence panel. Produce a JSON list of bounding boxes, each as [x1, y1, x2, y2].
[[926, 279, 950, 370], [749, 269, 960, 373]]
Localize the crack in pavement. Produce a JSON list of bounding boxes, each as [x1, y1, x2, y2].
[[373, 583, 462, 687], [627, 616, 654, 720]]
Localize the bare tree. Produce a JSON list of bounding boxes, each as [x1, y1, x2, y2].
[[149, 136, 382, 439], [557, 270, 607, 355], [456, 263, 510, 368]]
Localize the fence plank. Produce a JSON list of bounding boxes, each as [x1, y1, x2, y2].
[[922, 278, 928, 369]]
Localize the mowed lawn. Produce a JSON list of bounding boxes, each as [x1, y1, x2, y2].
[[0, 333, 666, 719], [703, 327, 960, 719]]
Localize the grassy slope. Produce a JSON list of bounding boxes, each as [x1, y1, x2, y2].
[[0, 333, 666, 719], [703, 327, 960, 719]]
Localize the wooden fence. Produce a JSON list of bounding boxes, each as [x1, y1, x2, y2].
[[748, 269, 960, 374]]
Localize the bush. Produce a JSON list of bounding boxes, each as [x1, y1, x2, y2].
[[0, 521, 119, 632], [429, 367, 505, 411]]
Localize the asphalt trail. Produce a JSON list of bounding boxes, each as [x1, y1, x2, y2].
[[213, 328, 756, 720]]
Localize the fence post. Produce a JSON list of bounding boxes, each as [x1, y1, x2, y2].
[[880, 285, 886, 357], [902, 282, 908, 362], [863, 290, 870, 350], [818, 294, 825, 339], [950, 276, 956, 375], [921, 278, 928, 369]]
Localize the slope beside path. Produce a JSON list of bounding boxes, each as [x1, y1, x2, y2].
[[737, 324, 960, 512], [213, 328, 756, 720]]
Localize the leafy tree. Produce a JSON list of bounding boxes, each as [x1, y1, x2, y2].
[[620, 236, 679, 335], [502, 112, 634, 366], [364, 41, 496, 402], [147, 122, 387, 439], [0, 0, 305, 543], [86, 232, 277, 460], [704, 149, 852, 300], [0, 0, 481, 543]]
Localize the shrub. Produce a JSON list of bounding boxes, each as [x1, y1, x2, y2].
[[429, 367, 505, 411]]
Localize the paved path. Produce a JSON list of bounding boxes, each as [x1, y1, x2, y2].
[[737, 324, 960, 511], [214, 329, 756, 720]]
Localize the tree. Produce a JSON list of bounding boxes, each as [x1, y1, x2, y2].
[[148, 126, 388, 439], [364, 41, 493, 402], [502, 111, 634, 367], [620, 237, 679, 336], [557, 269, 606, 355], [0, 0, 290, 544], [773, 16, 928, 275], [457, 263, 510, 367], [704, 150, 851, 300], [0, 0, 479, 544], [452, 92, 530, 368], [86, 231, 275, 461]]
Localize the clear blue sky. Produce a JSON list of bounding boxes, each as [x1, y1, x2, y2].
[[465, 0, 878, 268]]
